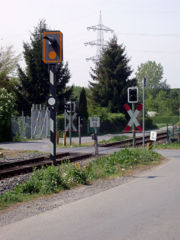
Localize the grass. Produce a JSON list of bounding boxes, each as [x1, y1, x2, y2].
[[99, 135, 130, 144], [156, 123, 168, 128], [0, 148, 162, 210], [57, 142, 93, 148], [155, 142, 180, 149], [57, 135, 130, 148], [0, 149, 46, 160]]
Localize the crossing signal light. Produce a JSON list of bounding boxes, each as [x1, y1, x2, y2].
[[128, 87, 138, 103], [42, 31, 63, 64]]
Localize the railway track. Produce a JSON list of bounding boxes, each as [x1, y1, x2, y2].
[[99, 131, 167, 148], [0, 131, 167, 180], [0, 152, 93, 180]]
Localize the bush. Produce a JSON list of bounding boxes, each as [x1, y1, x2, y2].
[[145, 117, 158, 130], [99, 113, 126, 133], [57, 112, 127, 136], [151, 115, 179, 125], [16, 166, 68, 194], [88, 148, 160, 179], [14, 163, 89, 195], [65, 162, 88, 185]]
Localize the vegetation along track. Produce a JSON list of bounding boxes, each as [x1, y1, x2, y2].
[[0, 152, 93, 180], [99, 131, 167, 148]]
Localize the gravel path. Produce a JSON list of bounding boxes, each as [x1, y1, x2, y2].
[[0, 174, 135, 227]]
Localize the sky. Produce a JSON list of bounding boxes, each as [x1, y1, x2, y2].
[[1, 0, 180, 88]]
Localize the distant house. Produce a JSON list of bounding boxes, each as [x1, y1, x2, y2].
[[147, 111, 157, 117]]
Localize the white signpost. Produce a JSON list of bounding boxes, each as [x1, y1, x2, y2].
[[90, 116, 100, 128], [150, 131, 157, 141]]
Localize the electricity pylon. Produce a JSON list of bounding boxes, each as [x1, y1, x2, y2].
[[84, 11, 113, 62]]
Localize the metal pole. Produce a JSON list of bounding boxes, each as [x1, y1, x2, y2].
[[132, 103, 136, 148], [142, 77, 146, 148], [49, 64, 56, 165], [64, 99, 66, 133], [69, 101, 72, 146], [31, 105, 33, 139], [22, 111, 24, 138], [167, 123, 169, 143], [94, 127, 99, 155], [78, 116, 81, 145]]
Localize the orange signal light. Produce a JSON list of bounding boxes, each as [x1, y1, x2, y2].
[[49, 51, 57, 60]]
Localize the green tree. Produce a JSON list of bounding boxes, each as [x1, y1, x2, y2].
[[0, 88, 16, 141], [0, 45, 20, 93], [136, 60, 169, 99], [0, 88, 15, 119], [89, 36, 136, 113], [72, 86, 90, 100], [17, 19, 72, 114], [78, 88, 88, 120]]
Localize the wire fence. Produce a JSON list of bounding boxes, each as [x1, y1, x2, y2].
[[11, 104, 50, 139]]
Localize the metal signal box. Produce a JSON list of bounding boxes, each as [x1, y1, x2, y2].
[[128, 87, 138, 103], [42, 31, 63, 64]]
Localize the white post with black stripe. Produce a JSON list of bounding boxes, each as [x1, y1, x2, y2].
[[48, 64, 57, 165]]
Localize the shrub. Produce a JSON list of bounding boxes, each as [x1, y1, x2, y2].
[[64, 162, 88, 185], [151, 115, 179, 125], [16, 166, 67, 194]]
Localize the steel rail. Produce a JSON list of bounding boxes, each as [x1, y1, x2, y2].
[[99, 131, 167, 148], [0, 152, 93, 180]]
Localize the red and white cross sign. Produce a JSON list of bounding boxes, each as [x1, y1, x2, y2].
[[124, 103, 142, 132]]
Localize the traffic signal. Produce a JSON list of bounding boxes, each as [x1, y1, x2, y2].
[[128, 87, 138, 103], [64, 101, 76, 112], [64, 103, 71, 112], [42, 31, 63, 64]]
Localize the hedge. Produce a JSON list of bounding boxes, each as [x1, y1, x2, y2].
[[57, 113, 159, 136], [151, 115, 179, 125]]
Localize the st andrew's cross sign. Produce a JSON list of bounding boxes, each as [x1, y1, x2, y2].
[[124, 103, 142, 132]]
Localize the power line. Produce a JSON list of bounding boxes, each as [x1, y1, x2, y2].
[[117, 32, 180, 37], [129, 49, 180, 54]]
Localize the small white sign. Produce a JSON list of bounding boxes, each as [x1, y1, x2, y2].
[[150, 131, 157, 141], [90, 117, 100, 128]]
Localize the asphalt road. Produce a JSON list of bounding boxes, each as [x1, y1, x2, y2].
[[0, 138, 121, 155], [0, 150, 180, 240], [0, 134, 132, 155]]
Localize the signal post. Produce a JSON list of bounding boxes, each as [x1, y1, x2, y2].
[[42, 31, 63, 165], [127, 87, 139, 148]]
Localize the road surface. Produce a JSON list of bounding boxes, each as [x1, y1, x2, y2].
[[0, 150, 180, 240], [0, 134, 131, 155]]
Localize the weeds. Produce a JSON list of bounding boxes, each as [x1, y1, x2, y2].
[[99, 135, 129, 144], [0, 148, 161, 209]]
